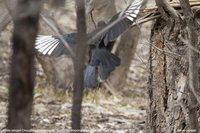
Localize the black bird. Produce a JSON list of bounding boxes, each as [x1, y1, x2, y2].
[[35, 0, 144, 88]]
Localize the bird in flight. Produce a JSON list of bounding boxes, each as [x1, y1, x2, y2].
[[35, 0, 145, 88]]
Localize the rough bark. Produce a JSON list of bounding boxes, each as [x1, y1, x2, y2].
[[146, 1, 200, 132], [179, 0, 200, 132], [7, 0, 41, 129]]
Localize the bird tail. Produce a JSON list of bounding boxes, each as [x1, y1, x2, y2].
[[84, 65, 98, 88], [84, 48, 120, 88], [96, 49, 120, 80]]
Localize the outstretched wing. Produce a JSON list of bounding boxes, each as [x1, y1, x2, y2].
[[35, 33, 77, 57], [91, 0, 144, 46], [103, 0, 144, 45]]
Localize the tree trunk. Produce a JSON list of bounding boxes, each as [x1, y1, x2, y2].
[[146, 4, 200, 132], [7, 0, 41, 129], [71, 0, 87, 130], [108, 27, 140, 91]]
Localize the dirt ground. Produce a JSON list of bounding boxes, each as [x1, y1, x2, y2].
[[0, 87, 146, 132]]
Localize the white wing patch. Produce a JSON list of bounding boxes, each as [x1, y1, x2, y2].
[[125, 0, 143, 21], [35, 35, 60, 55]]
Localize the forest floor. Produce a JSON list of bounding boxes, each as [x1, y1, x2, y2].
[[0, 87, 146, 132]]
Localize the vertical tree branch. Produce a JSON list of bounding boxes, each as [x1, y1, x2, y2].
[[7, 0, 41, 129], [179, 0, 199, 132], [72, 0, 87, 130]]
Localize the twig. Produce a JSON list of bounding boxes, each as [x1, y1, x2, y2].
[[40, 14, 75, 58], [144, 1, 200, 11], [179, 36, 200, 55], [90, 8, 97, 28], [88, 17, 123, 44], [136, 1, 200, 25], [131, 14, 160, 28], [111, 37, 120, 54], [150, 42, 182, 58], [102, 80, 118, 97]]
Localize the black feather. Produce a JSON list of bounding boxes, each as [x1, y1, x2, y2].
[[84, 65, 98, 88]]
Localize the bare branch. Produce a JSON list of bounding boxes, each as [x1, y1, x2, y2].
[[40, 14, 75, 58], [155, 0, 180, 20], [131, 14, 161, 28]]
